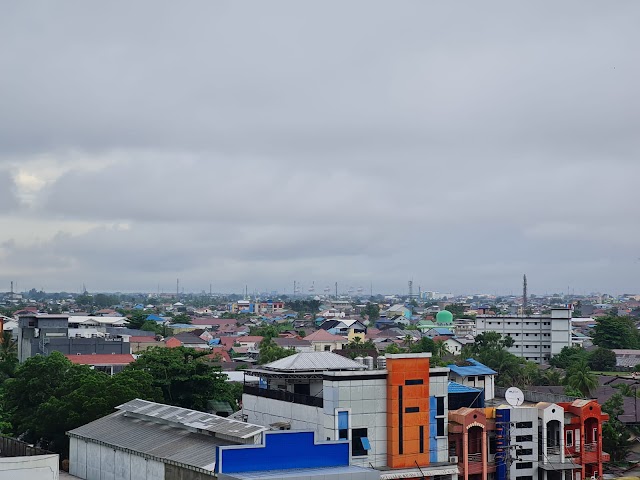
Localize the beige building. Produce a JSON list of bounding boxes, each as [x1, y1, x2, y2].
[[304, 329, 347, 352]]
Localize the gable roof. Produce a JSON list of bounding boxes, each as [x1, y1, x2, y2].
[[448, 381, 482, 394], [304, 329, 346, 342]]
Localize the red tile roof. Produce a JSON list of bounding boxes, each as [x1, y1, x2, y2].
[[65, 354, 135, 365]]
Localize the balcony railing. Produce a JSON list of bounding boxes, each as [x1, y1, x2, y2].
[[468, 453, 482, 463], [584, 442, 597, 452], [244, 384, 323, 408], [547, 445, 561, 456]]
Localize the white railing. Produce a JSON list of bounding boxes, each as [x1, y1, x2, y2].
[[547, 445, 561, 456], [468, 453, 482, 463], [584, 442, 597, 452]]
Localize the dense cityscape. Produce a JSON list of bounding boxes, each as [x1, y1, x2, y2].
[[0, 278, 639, 478]]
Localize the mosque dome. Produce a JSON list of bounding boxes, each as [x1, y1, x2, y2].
[[436, 310, 454, 324]]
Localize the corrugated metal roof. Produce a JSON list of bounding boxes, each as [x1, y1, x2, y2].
[[263, 352, 367, 372], [448, 381, 482, 394], [116, 399, 267, 439], [67, 410, 223, 471], [447, 358, 497, 376]]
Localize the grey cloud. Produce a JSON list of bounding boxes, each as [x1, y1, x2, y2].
[[0, 1, 639, 293]]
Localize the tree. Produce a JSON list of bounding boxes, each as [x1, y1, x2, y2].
[[0, 331, 18, 380], [126, 310, 149, 329], [172, 313, 192, 324], [257, 338, 295, 365], [2, 352, 161, 457], [410, 336, 435, 354], [549, 345, 589, 369], [592, 315, 640, 349], [601, 393, 631, 462], [445, 304, 466, 317], [140, 320, 162, 333], [432, 340, 449, 359], [588, 348, 616, 372], [565, 359, 598, 397], [363, 303, 380, 321], [129, 347, 233, 411]]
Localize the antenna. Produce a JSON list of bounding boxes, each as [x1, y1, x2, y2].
[[408, 280, 413, 299], [335, 282, 338, 300], [176, 278, 179, 298], [522, 274, 528, 314]]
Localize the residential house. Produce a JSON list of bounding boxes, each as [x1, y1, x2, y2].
[[304, 329, 348, 352], [448, 358, 497, 401]]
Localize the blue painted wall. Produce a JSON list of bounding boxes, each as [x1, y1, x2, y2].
[[216, 431, 350, 474], [495, 408, 510, 480], [429, 396, 438, 463]]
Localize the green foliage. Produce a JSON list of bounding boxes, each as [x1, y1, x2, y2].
[[549, 345, 589, 369], [563, 386, 583, 397], [409, 336, 435, 354], [602, 393, 632, 462], [129, 347, 233, 411], [287, 300, 321, 314], [588, 347, 616, 371], [385, 344, 403, 354], [257, 337, 296, 364], [565, 359, 598, 397], [126, 310, 149, 329], [140, 320, 162, 333], [593, 315, 640, 349], [0, 332, 18, 380], [363, 303, 380, 320], [445, 303, 466, 316], [172, 313, 192, 324], [2, 352, 161, 457]]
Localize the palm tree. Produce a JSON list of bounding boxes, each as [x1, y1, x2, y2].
[[432, 340, 449, 359], [566, 359, 598, 397], [403, 334, 415, 347], [0, 331, 18, 378]]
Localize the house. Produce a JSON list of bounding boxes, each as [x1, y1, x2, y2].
[[447, 358, 497, 401], [384, 304, 412, 319], [319, 319, 366, 337], [165, 332, 211, 350], [65, 354, 136, 375], [304, 329, 347, 352], [128, 336, 163, 353], [273, 337, 313, 353]]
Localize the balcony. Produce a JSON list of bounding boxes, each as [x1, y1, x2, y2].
[[466, 453, 484, 475], [244, 384, 323, 408], [582, 443, 599, 464]]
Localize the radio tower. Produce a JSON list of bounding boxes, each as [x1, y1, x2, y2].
[[522, 274, 528, 314], [408, 280, 413, 299]]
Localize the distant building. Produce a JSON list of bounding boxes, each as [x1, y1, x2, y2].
[[16, 314, 129, 362], [475, 308, 573, 363]]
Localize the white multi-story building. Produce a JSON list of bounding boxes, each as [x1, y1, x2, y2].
[[242, 352, 458, 480], [475, 308, 572, 363]]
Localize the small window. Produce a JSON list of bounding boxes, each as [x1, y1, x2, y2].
[[518, 448, 533, 456], [467, 376, 476, 382], [437, 418, 445, 436], [516, 422, 533, 429], [437, 397, 445, 416], [516, 435, 533, 442], [324, 345, 331, 351], [566, 430, 573, 447], [338, 411, 348, 440], [516, 477, 533, 480], [516, 462, 533, 470], [489, 436, 497, 454]]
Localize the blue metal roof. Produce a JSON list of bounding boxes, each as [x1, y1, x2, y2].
[[433, 327, 454, 335], [146, 314, 165, 322], [448, 381, 482, 394], [447, 358, 497, 376]]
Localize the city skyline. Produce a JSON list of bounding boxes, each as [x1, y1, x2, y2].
[[1, 1, 639, 295]]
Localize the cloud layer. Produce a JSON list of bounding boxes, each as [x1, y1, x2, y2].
[[0, 1, 639, 294]]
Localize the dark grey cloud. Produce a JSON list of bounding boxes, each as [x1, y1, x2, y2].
[[0, 1, 638, 294]]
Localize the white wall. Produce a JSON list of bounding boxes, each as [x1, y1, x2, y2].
[[242, 395, 324, 437], [0, 454, 59, 480], [70, 437, 164, 480]]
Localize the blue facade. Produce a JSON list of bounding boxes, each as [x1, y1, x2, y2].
[[429, 396, 438, 463], [495, 408, 510, 480], [216, 431, 350, 474]]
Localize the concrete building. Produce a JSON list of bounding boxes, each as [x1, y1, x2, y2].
[[17, 314, 129, 362], [242, 351, 458, 480], [475, 308, 573, 363], [68, 398, 379, 480], [448, 359, 497, 402]]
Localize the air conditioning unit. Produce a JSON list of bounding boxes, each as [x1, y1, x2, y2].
[[449, 456, 459, 463]]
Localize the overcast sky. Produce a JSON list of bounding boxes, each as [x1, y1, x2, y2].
[[0, 1, 639, 296]]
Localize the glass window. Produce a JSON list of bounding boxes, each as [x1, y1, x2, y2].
[[437, 418, 445, 436], [516, 435, 533, 442], [352, 428, 369, 456], [566, 430, 573, 447], [437, 397, 445, 416], [516, 462, 533, 470], [516, 422, 533, 429]]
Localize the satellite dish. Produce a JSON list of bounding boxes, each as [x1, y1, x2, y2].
[[505, 387, 524, 407]]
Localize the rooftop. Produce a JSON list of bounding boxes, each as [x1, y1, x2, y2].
[[262, 352, 367, 372], [447, 358, 497, 377]]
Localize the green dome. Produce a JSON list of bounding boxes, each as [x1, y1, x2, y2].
[[436, 310, 454, 323]]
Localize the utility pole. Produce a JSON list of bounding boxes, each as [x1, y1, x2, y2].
[[176, 278, 179, 299], [522, 274, 528, 314], [335, 282, 338, 300]]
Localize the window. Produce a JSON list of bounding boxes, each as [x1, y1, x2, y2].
[[516, 435, 533, 442], [516, 477, 533, 480], [518, 448, 533, 456], [566, 430, 573, 447], [324, 345, 331, 351], [437, 396, 445, 416], [516, 422, 533, 429], [477, 376, 485, 382], [338, 411, 348, 440], [468, 376, 476, 382], [437, 418, 445, 436], [489, 436, 497, 454], [516, 462, 533, 470], [352, 428, 369, 456]]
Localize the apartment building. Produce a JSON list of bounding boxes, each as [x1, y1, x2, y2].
[[475, 308, 572, 363]]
